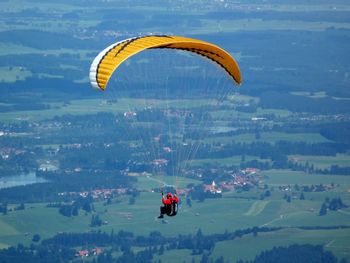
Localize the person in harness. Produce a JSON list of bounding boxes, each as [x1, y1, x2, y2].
[[158, 191, 179, 219]]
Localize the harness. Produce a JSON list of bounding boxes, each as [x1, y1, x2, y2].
[[166, 200, 178, 216]]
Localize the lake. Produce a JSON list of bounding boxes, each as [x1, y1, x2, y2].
[[0, 172, 47, 189]]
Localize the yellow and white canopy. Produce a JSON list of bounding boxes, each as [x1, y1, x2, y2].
[[89, 35, 242, 90]]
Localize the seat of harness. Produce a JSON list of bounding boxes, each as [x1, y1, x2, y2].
[[166, 201, 178, 216]]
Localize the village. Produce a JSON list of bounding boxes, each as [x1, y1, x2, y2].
[[76, 247, 103, 258], [56, 167, 263, 201]]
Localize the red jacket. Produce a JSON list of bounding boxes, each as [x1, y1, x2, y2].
[[162, 195, 179, 205], [172, 195, 179, 204]]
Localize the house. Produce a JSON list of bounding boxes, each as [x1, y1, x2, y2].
[[221, 182, 235, 191], [242, 168, 259, 175], [123, 111, 137, 118], [92, 248, 103, 256], [251, 117, 267, 121], [204, 181, 222, 194], [76, 248, 103, 258], [152, 159, 168, 166], [127, 172, 150, 177], [163, 147, 172, 153], [76, 250, 89, 257], [176, 188, 191, 195]]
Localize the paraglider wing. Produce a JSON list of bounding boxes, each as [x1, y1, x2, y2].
[[89, 35, 242, 90]]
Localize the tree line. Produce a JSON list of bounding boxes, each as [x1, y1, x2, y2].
[[1, 226, 346, 263]]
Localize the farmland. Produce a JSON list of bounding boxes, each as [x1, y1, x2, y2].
[[0, 0, 350, 262]]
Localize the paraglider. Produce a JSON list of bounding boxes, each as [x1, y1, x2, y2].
[[158, 191, 179, 219], [89, 34, 242, 218]]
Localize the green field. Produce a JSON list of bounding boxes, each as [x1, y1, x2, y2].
[[211, 228, 350, 263], [1, 194, 349, 260], [1, 168, 350, 260], [136, 175, 200, 190], [0, 97, 225, 122], [0, 66, 32, 82], [244, 200, 270, 216], [289, 154, 350, 170], [232, 132, 331, 144], [190, 19, 350, 35], [291, 91, 328, 99], [154, 249, 201, 263], [262, 169, 350, 190], [188, 155, 271, 167], [202, 131, 331, 145]]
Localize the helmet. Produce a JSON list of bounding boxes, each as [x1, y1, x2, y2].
[[166, 193, 172, 198]]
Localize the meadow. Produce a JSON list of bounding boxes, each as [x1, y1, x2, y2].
[[288, 154, 350, 170], [0, 97, 230, 122], [188, 155, 271, 167], [191, 19, 350, 34], [203, 132, 331, 145], [0, 168, 349, 260]]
